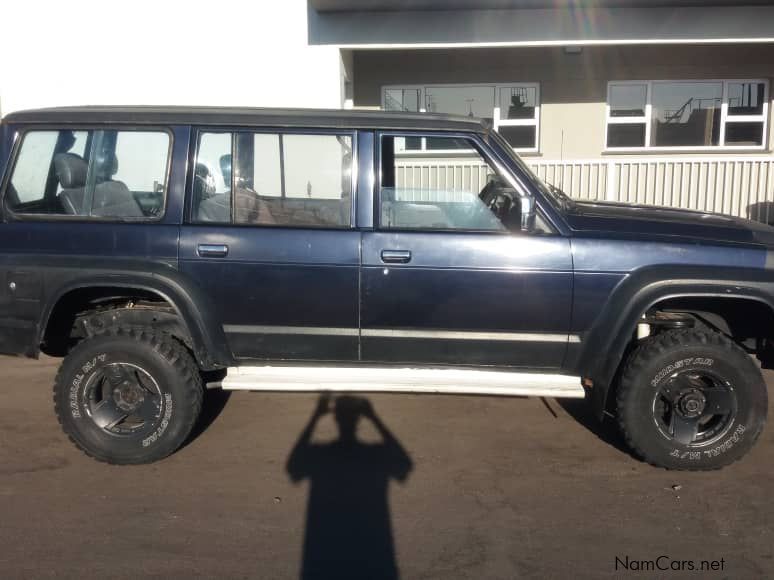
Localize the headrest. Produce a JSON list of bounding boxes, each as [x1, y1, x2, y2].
[[219, 154, 232, 186], [95, 151, 119, 178], [195, 162, 210, 178], [54, 153, 88, 189]]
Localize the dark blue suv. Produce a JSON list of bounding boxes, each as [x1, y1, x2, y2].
[[0, 106, 771, 469]]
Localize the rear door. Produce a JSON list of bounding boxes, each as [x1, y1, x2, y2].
[[360, 132, 573, 369], [179, 128, 360, 362]]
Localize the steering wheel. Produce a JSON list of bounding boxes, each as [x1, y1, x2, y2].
[[482, 190, 512, 220]]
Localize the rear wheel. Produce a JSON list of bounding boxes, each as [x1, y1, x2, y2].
[[53, 327, 203, 464], [616, 328, 767, 470]]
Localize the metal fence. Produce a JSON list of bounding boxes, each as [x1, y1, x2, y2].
[[395, 156, 774, 223]]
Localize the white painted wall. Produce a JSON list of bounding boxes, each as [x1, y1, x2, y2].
[[0, 0, 344, 116]]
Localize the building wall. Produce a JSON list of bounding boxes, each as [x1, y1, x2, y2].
[[0, 0, 344, 117], [353, 44, 774, 159]]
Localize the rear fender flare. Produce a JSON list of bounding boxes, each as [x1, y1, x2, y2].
[[39, 273, 233, 369]]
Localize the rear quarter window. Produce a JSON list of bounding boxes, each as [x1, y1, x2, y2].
[[4, 128, 171, 220]]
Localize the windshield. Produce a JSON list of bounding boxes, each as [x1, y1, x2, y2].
[[487, 129, 574, 212]]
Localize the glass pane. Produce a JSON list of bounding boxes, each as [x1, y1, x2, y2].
[[54, 131, 89, 194], [384, 88, 420, 112], [728, 82, 766, 116], [607, 124, 646, 148], [252, 134, 282, 196], [724, 122, 764, 146], [497, 125, 536, 149], [425, 136, 472, 151], [405, 136, 422, 151], [425, 86, 494, 117], [97, 131, 169, 218], [498, 86, 537, 120], [651, 82, 722, 147], [609, 84, 647, 117], [193, 132, 232, 223], [232, 133, 351, 228], [112, 132, 169, 192], [394, 136, 422, 152], [283, 135, 351, 201], [10, 131, 59, 204], [379, 135, 510, 232]]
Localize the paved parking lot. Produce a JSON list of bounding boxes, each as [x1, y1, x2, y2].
[[1, 354, 773, 579]]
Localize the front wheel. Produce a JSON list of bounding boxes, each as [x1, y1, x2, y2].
[[53, 327, 203, 464], [616, 328, 767, 470]]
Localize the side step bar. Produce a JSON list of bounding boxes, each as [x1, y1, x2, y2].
[[217, 366, 585, 398]]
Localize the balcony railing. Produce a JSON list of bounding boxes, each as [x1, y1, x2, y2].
[[395, 156, 774, 223]]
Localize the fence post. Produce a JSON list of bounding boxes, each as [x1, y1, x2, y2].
[[606, 160, 617, 201]]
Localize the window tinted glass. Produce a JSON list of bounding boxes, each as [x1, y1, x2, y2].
[[651, 82, 722, 147], [607, 123, 646, 148], [498, 126, 536, 149], [193, 132, 232, 223], [724, 122, 764, 146], [499, 86, 537, 120], [609, 84, 647, 117], [380, 135, 514, 232], [425, 86, 493, 122], [10, 131, 58, 203], [7, 129, 169, 218], [193, 132, 352, 228], [384, 89, 420, 112], [728, 82, 765, 116]]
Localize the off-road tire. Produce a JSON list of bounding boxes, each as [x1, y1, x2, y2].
[[617, 328, 767, 470], [53, 327, 203, 464]]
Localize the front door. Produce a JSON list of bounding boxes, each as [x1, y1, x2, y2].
[[360, 133, 573, 369], [180, 128, 360, 362]]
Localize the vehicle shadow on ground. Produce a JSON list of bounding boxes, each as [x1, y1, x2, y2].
[[184, 370, 231, 447], [556, 398, 634, 457], [286, 394, 413, 580]]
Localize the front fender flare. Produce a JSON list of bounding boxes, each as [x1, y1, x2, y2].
[[577, 265, 774, 417]]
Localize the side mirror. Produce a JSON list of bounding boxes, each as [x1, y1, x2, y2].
[[519, 193, 536, 233]]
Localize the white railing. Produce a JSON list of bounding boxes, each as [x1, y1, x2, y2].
[[395, 156, 774, 223]]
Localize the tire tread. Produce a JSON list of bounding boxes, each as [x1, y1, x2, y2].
[[53, 326, 203, 465], [616, 328, 765, 471]]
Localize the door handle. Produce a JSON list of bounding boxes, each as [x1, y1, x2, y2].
[[197, 244, 229, 258], [381, 250, 412, 264]]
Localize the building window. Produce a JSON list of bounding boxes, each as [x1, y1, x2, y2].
[[382, 83, 540, 153], [606, 80, 769, 151]]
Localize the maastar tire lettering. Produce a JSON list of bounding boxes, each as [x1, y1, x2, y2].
[[617, 329, 767, 470]]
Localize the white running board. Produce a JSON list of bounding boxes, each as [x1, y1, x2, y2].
[[218, 366, 585, 398]]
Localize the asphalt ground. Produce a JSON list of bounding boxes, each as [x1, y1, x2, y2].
[[1, 354, 772, 579]]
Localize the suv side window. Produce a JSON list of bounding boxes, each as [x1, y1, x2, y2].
[[192, 130, 353, 228], [6, 128, 169, 219], [380, 134, 547, 233]]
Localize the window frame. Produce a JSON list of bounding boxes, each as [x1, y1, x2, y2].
[[1, 125, 174, 222], [375, 130, 549, 235], [605, 79, 770, 152], [381, 82, 541, 154], [188, 126, 358, 230]]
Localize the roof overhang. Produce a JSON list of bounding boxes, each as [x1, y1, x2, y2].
[[308, 3, 774, 48]]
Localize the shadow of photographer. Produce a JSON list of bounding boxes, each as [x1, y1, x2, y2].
[[287, 394, 413, 580]]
